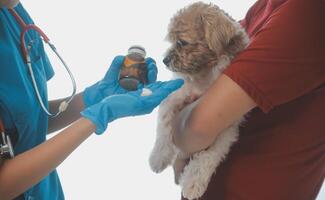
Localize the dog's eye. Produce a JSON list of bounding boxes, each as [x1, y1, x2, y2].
[[176, 39, 189, 47]]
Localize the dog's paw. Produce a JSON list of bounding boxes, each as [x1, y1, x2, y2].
[[180, 173, 208, 200], [181, 180, 207, 200], [149, 153, 171, 173]]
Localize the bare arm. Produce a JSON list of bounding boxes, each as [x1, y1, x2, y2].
[[173, 74, 256, 155], [0, 0, 20, 8], [48, 92, 85, 133], [0, 117, 95, 200]]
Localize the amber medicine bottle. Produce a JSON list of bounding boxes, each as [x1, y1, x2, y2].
[[119, 45, 148, 91]]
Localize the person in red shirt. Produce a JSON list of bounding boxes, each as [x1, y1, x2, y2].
[[173, 0, 325, 199]]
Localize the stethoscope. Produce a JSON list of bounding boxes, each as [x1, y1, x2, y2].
[[0, 119, 14, 160], [1, 9, 77, 159], [8, 8, 77, 118]]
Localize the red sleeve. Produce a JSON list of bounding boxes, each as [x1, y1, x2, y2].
[[238, 0, 265, 31], [224, 0, 325, 113]]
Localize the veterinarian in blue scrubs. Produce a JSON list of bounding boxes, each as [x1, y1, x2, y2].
[[0, 1, 183, 199]]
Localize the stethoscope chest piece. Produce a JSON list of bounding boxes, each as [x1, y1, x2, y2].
[[0, 131, 14, 159], [0, 120, 14, 160]]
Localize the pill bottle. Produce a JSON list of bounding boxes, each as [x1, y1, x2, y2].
[[119, 45, 148, 91]]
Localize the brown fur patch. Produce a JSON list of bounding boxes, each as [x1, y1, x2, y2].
[[164, 2, 248, 75]]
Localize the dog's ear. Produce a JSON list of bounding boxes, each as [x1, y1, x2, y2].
[[224, 29, 248, 56], [201, 6, 248, 56]]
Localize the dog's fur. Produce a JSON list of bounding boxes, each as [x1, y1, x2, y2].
[[149, 2, 249, 199]]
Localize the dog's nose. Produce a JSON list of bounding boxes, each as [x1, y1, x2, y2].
[[163, 55, 172, 66]]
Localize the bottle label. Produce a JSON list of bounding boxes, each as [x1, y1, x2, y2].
[[124, 57, 144, 68]]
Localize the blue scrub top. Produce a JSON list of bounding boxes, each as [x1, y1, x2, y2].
[[0, 4, 64, 200]]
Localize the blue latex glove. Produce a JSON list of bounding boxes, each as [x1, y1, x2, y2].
[[83, 56, 158, 107], [81, 79, 184, 135]]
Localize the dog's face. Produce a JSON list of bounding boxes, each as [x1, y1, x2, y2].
[[164, 2, 247, 75]]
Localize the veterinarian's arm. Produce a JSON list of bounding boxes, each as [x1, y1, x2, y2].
[[0, 118, 96, 200], [48, 93, 85, 134], [0, 80, 183, 199], [48, 56, 158, 134], [173, 74, 256, 155]]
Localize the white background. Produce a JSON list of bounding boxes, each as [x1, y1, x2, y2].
[[22, 0, 324, 199]]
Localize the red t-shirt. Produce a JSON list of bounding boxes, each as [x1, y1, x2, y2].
[[183, 0, 325, 199]]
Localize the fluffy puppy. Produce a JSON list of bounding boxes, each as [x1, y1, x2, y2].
[[149, 2, 249, 200]]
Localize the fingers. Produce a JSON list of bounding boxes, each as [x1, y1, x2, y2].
[[104, 55, 125, 82], [161, 79, 184, 93], [146, 79, 184, 98], [139, 79, 183, 108], [154, 79, 184, 99], [147, 79, 184, 94], [129, 79, 183, 111], [146, 57, 158, 84], [146, 81, 163, 90]]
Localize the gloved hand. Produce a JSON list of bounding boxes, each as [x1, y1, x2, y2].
[[83, 56, 158, 107], [81, 79, 184, 135]]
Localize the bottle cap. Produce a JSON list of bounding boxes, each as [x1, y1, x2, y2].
[[128, 45, 146, 58]]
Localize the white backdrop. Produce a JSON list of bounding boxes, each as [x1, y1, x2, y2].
[[22, 0, 324, 199]]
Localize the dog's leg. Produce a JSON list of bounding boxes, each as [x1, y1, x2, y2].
[[149, 91, 187, 173], [180, 124, 240, 200], [149, 110, 178, 173]]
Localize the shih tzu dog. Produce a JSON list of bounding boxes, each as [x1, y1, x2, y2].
[[149, 2, 249, 200]]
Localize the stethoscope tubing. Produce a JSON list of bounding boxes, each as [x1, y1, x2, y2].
[[8, 8, 77, 117], [0, 8, 77, 160]]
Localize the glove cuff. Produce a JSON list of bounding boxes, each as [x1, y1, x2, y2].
[[80, 104, 114, 135]]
